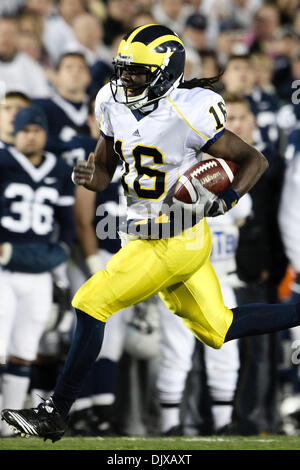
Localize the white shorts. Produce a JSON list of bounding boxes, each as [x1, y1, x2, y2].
[[0, 270, 52, 362]]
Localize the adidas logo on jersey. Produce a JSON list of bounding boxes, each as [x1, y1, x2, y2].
[[133, 129, 140, 137]]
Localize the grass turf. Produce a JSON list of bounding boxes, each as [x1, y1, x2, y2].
[[1, 435, 300, 451]]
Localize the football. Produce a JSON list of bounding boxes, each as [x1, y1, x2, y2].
[[173, 158, 238, 204]]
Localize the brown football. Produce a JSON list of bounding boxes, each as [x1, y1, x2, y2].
[[174, 158, 238, 204]]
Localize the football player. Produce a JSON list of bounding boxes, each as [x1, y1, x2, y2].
[[278, 127, 300, 422], [0, 105, 75, 436], [224, 92, 287, 434], [34, 52, 91, 155], [157, 193, 252, 435], [279, 128, 300, 317], [2, 24, 300, 443]]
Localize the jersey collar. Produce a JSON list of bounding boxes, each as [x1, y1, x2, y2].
[[130, 102, 159, 121], [8, 147, 57, 183], [52, 93, 88, 126]]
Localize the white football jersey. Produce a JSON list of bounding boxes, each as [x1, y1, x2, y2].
[[95, 83, 227, 222]]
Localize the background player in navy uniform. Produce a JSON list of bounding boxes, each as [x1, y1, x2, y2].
[[23, 96, 128, 436], [22, 96, 100, 426], [34, 51, 91, 156], [0, 105, 75, 436], [2, 24, 300, 443], [0, 90, 32, 418], [58, 95, 99, 169]]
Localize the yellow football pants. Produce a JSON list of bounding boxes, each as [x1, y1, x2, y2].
[[72, 218, 233, 349]]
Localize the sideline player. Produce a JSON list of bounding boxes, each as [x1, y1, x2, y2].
[[0, 105, 75, 436], [34, 52, 91, 156], [158, 192, 251, 435], [2, 24, 300, 442]]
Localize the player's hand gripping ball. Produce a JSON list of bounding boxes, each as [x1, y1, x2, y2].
[[173, 158, 238, 217]]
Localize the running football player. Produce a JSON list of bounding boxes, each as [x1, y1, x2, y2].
[[2, 24, 300, 442]]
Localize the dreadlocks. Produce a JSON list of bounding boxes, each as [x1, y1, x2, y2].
[[179, 71, 224, 91]]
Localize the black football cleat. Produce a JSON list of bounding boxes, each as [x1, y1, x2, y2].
[[1, 397, 66, 443]]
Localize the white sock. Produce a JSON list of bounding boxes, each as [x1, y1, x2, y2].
[[160, 406, 180, 433], [212, 404, 233, 431], [1, 373, 30, 436], [92, 393, 115, 407], [70, 397, 93, 413]]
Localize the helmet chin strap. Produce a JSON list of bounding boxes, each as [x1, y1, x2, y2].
[[126, 87, 149, 109]]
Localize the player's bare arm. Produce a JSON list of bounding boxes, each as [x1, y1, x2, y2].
[[73, 135, 118, 192], [206, 128, 269, 197]]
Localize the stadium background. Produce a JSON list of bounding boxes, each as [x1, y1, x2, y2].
[[1, 0, 300, 443]]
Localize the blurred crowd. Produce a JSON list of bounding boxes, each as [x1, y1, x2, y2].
[[1, 0, 300, 438]]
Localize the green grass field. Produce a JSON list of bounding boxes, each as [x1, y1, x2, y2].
[[1, 435, 300, 451]]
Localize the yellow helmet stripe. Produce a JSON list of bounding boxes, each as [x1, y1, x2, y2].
[[125, 24, 158, 44]]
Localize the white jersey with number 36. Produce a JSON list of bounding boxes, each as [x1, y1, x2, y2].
[[95, 83, 227, 221]]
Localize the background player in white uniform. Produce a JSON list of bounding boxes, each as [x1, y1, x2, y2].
[[279, 149, 300, 307], [0, 105, 75, 436], [279, 135, 300, 342], [158, 194, 252, 435], [278, 127, 300, 428]]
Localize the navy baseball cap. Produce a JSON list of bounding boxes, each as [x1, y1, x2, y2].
[[185, 14, 207, 31], [14, 105, 48, 135]]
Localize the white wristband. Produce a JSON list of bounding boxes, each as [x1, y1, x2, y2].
[[71, 170, 77, 185]]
